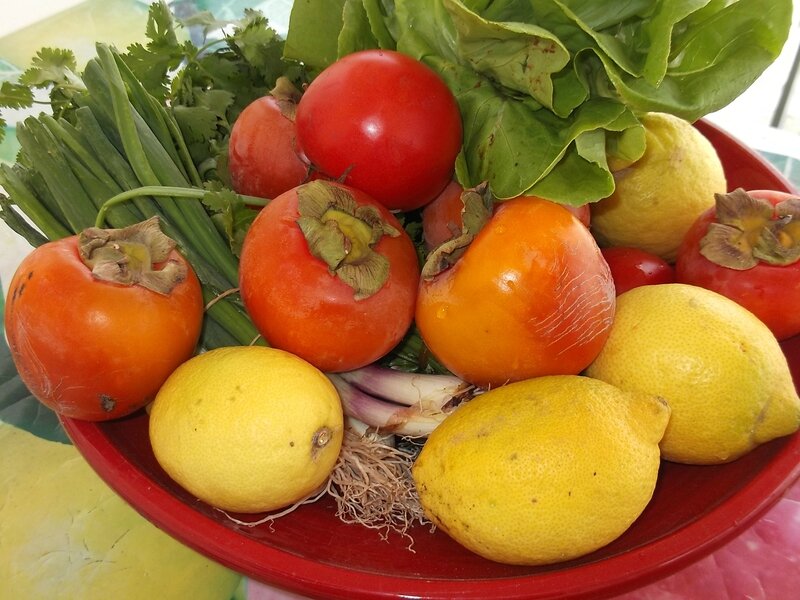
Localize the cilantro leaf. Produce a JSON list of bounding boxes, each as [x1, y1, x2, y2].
[[121, 1, 191, 100], [172, 104, 223, 165], [226, 10, 286, 81], [202, 183, 258, 256], [0, 81, 34, 109], [179, 10, 234, 39], [19, 48, 78, 88]]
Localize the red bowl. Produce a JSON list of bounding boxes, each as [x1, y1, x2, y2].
[[61, 119, 800, 600]]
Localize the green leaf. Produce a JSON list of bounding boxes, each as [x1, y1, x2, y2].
[[227, 9, 286, 81], [284, 0, 348, 70], [178, 10, 233, 39], [172, 104, 222, 164], [19, 48, 78, 88], [338, 0, 382, 56], [603, 0, 793, 120], [0, 333, 69, 444], [443, 0, 573, 114], [121, 2, 191, 100], [201, 184, 258, 256], [0, 81, 34, 109]]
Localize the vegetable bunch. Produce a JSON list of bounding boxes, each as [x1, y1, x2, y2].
[[0, 3, 299, 350], [285, 0, 792, 204]]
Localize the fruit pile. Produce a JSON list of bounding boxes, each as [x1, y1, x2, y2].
[[2, 1, 799, 570]]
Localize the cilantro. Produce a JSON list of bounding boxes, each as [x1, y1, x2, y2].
[[0, 82, 33, 109], [121, 1, 191, 100], [201, 182, 259, 256], [19, 48, 78, 88], [0, 48, 85, 142], [0, 82, 34, 132]]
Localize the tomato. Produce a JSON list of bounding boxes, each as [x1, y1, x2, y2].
[[421, 180, 465, 251], [239, 180, 420, 372], [601, 247, 675, 295], [422, 182, 591, 251], [4, 223, 204, 421], [228, 83, 310, 201], [675, 188, 800, 340], [295, 49, 462, 212], [416, 197, 616, 388]]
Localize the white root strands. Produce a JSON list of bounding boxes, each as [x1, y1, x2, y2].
[[324, 428, 431, 546], [219, 428, 431, 545], [216, 486, 329, 530]]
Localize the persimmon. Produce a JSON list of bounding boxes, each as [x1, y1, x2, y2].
[[416, 197, 615, 388], [239, 180, 420, 372], [4, 218, 204, 421]]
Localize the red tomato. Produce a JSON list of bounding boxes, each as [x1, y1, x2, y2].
[[676, 189, 800, 340], [295, 49, 462, 212], [421, 180, 465, 251], [422, 182, 591, 251], [416, 197, 615, 388], [601, 247, 675, 295], [4, 234, 204, 421], [228, 91, 310, 200], [239, 180, 420, 372]]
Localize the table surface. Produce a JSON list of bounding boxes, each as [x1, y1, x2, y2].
[[1, 3, 800, 600]]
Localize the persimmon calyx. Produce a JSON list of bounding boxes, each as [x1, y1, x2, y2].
[[78, 216, 187, 295], [270, 76, 302, 120], [421, 182, 493, 280], [699, 188, 800, 270], [296, 180, 400, 300]]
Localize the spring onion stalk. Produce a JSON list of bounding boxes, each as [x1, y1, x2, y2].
[[328, 374, 457, 437], [0, 164, 71, 241], [338, 364, 477, 412], [72, 107, 164, 220], [93, 186, 267, 229], [15, 118, 99, 231]]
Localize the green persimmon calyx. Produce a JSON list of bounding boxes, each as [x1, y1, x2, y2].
[[421, 182, 494, 280], [78, 216, 187, 295], [295, 180, 401, 300], [700, 188, 800, 270]]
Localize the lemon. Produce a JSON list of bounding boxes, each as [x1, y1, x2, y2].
[[591, 112, 727, 262], [412, 375, 670, 566], [149, 346, 344, 514], [586, 284, 800, 465]]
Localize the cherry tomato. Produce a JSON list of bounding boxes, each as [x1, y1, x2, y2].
[[422, 182, 591, 251], [239, 180, 420, 372], [295, 49, 463, 212], [4, 228, 204, 421], [601, 247, 675, 295], [228, 85, 310, 201], [416, 197, 615, 388], [676, 189, 800, 340]]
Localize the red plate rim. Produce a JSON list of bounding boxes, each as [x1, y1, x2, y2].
[[60, 416, 800, 600], [61, 118, 800, 600]]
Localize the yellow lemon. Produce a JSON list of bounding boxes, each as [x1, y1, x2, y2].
[[591, 112, 727, 262], [412, 375, 670, 566], [149, 346, 343, 514], [586, 283, 800, 465]]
